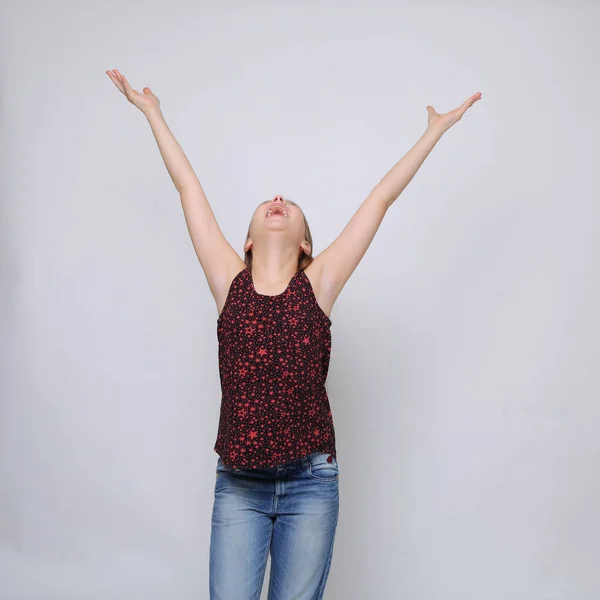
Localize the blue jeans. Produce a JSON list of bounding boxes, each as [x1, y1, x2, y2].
[[209, 451, 340, 599]]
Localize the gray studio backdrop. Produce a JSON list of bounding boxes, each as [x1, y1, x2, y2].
[[2, 1, 599, 599]]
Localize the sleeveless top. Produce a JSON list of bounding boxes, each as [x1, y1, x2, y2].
[[214, 267, 337, 469]]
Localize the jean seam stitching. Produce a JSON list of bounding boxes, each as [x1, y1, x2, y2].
[[263, 523, 274, 600]]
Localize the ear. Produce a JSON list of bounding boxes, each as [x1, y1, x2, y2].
[[244, 238, 253, 253], [300, 240, 311, 255]]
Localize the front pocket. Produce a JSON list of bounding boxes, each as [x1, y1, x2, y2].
[[216, 456, 230, 477], [308, 455, 339, 481]]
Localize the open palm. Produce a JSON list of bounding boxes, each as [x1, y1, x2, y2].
[[427, 92, 482, 133], [106, 69, 160, 114]]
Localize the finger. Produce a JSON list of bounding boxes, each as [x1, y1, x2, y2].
[[109, 69, 124, 83], [459, 97, 473, 110], [466, 92, 482, 107], [106, 70, 125, 94], [108, 70, 126, 93], [458, 94, 479, 114], [114, 70, 135, 95], [121, 74, 134, 93]]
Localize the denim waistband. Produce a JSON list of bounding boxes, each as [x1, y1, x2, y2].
[[218, 451, 336, 473]]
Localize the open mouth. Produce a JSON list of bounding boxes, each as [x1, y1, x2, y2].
[[266, 206, 288, 218]]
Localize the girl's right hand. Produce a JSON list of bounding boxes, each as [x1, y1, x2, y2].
[[106, 69, 160, 115]]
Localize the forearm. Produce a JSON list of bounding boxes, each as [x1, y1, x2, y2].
[[372, 125, 444, 208], [145, 108, 201, 193]]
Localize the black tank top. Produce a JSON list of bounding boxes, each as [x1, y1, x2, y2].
[[214, 267, 337, 469]]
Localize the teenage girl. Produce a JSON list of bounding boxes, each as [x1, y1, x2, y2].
[[106, 68, 481, 600]]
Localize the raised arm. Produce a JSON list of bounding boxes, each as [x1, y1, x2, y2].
[[310, 92, 482, 311], [106, 69, 245, 313]]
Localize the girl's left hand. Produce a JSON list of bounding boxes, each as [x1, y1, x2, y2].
[[426, 92, 482, 133]]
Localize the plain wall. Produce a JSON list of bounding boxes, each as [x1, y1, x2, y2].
[[2, 1, 599, 598]]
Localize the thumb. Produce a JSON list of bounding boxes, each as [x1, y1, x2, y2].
[[426, 105, 435, 116], [143, 87, 152, 95]]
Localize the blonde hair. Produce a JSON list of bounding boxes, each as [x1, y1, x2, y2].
[[244, 211, 314, 271]]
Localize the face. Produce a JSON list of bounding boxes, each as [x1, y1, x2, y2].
[[245, 195, 310, 255]]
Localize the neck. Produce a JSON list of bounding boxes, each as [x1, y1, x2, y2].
[[250, 246, 298, 284]]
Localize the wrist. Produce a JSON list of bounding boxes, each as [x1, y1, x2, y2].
[[144, 106, 163, 122], [425, 124, 446, 140]]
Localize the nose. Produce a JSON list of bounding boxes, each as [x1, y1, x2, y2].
[[272, 195, 285, 204]]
